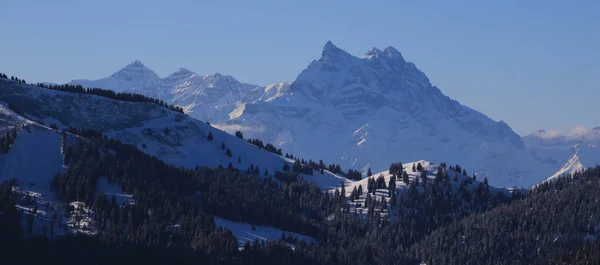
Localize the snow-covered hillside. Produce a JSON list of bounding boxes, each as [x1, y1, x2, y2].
[[0, 78, 347, 189]]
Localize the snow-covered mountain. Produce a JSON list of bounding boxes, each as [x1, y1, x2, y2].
[[219, 42, 548, 187], [70, 61, 262, 123], [60, 43, 600, 188], [71, 60, 169, 99]]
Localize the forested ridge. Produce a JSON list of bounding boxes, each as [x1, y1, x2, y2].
[[0, 126, 520, 265], [0, 73, 184, 114], [413, 165, 600, 264]]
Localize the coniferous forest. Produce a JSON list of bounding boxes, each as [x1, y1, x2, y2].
[[1, 127, 598, 264]]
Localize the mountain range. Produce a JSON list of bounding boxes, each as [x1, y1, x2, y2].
[[68, 42, 600, 188]]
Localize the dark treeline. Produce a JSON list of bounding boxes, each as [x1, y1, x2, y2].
[[0, 127, 18, 154], [412, 165, 600, 265], [52, 136, 333, 238], [40, 131, 421, 264], [0, 180, 330, 265], [0, 72, 184, 114], [48, 130, 519, 264]]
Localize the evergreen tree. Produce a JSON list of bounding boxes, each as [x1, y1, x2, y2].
[[235, 130, 244, 139], [340, 181, 346, 201], [417, 162, 423, 172], [207, 132, 213, 141]]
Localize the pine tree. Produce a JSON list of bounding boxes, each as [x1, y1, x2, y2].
[[350, 186, 358, 202], [226, 148, 232, 157], [235, 130, 244, 139], [207, 132, 213, 141], [388, 175, 396, 197], [367, 168, 373, 176], [412, 163, 416, 172], [417, 162, 423, 172], [402, 171, 410, 185]]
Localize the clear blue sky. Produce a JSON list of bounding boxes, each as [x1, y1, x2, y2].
[[2, 0, 599, 136]]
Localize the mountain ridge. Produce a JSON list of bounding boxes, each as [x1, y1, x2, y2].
[[57, 43, 600, 188]]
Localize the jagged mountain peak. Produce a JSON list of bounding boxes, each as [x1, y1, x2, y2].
[[363, 46, 405, 62], [129, 60, 145, 67], [201, 73, 242, 84], [166, 68, 197, 81], [320, 41, 353, 62], [110, 60, 159, 81]]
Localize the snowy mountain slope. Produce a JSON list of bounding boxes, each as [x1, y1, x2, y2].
[[0, 78, 347, 189], [218, 42, 552, 187], [0, 126, 64, 194], [0, 118, 81, 236], [70, 62, 263, 124], [523, 127, 600, 182]]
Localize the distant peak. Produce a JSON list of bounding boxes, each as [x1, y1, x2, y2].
[[166, 68, 196, 79], [203, 73, 238, 83], [128, 60, 146, 68], [174, 68, 195, 75], [120, 60, 151, 71], [323, 40, 337, 50], [111, 60, 158, 80], [321, 41, 352, 61]]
